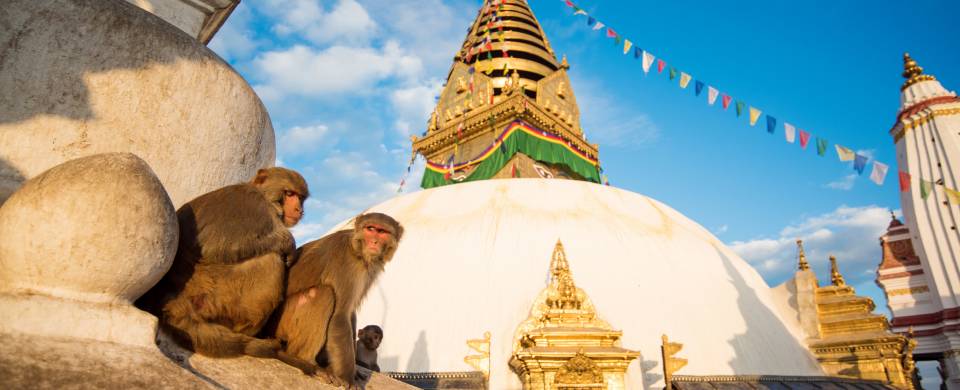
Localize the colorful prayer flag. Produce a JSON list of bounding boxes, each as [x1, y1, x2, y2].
[[735, 101, 745, 117], [657, 59, 665, 73], [945, 188, 960, 204], [920, 179, 931, 199], [799, 130, 810, 149], [870, 161, 888, 185], [574, 9, 587, 16], [708, 87, 719, 105], [641, 51, 655, 73], [669, 67, 677, 80], [748, 107, 761, 125], [695, 80, 705, 96], [587, 16, 596, 26], [614, 36, 621, 46], [899, 171, 911, 192], [816, 138, 828, 156], [721, 94, 732, 110], [593, 22, 605, 31], [854, 154, 868, 174], [679, 72, 692, 88], [606, 28, 617, 38], [623, 39, 632, 54], [784, 123, 796, 143], [634, 46, 642, 59], [765, 115, 776, 134], [835, 145, 855, 161], [564, 0, 574, 7]]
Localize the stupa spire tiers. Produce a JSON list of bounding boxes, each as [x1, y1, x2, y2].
[[901, 52, 936, 90], [893, 52, 957, 116], [412, 0, 600, 189]]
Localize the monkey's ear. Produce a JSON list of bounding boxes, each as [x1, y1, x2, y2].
[[357, 329, 365, 338], [252, 169, 269, 186], [394, 223, 404, 241]]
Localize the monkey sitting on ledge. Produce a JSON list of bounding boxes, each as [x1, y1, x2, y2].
[[274, 213, 404, 389], [137, 167, 316, 374], [355, 325, 382, 372]]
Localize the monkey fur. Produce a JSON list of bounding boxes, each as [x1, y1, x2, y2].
[[274, 213, 403, 388], [355, 325, 382, 372], [137, 167, 315, 373]]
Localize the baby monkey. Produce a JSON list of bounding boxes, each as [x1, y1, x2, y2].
[[355, 325, 382, 372]]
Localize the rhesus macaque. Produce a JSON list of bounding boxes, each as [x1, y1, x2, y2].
[[355, 325, 383, 372], [137, 167, 315, 373], [274, 213, 404, 388]]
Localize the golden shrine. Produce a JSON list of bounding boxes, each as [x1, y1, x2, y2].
[[792, 241, 918, 389], [508, 241, 639, 390], [412, 0, 601, 188]]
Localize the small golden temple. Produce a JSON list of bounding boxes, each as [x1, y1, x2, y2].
[[509, 241, 639, 389]]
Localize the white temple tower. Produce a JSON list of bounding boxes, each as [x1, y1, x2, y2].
[[884, 53, 960, 387]]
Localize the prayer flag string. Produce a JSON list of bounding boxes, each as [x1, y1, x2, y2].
[[558, 0, 960, 199]]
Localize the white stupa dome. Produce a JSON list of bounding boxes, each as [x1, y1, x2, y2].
[[351, 179, 822, 389]]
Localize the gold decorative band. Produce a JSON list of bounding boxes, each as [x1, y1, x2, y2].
[[887, 286, 930, 296], [893, 107, 960, 143]]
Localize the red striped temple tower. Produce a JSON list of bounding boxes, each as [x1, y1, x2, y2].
[[877, 54, 960, 388]]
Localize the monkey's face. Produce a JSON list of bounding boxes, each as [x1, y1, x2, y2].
[[281, 190, 304, 227], [361, 223, 395, 258], [360, 330, 382, 350]]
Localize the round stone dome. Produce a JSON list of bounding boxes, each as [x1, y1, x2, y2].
[[350, 179, 822, 389], [0, 0, 275, 208]]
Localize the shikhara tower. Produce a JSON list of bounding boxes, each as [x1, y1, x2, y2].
[[877, 53, 960, 386], [411, 0, 601, 188]]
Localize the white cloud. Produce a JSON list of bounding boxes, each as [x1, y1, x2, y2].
[[573, 74, 660, 148], [278, 125, 330, 157], [252, 42, 423, 98], [259, 0, 376, 45], [728, 205, 895, 286], [360, 0, 474, 73], [825, 174, 857, 190], [208, 3, 258, 62], [390, 80, 443, 137]]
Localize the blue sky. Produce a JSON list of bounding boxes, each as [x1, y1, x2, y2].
[[209, 0, 960, 320]]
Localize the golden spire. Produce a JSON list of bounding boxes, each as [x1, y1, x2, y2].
[[796, 239, 809, 271], [550, 239, 570, 282], [829, 255, 846, 286], [901, 52, 936, 90]]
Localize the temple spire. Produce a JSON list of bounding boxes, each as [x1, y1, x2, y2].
[[901, 52, 936, 90], [412, 0, 599, 189], [829, 255, 846, 287], [796, 240, 809, 271]]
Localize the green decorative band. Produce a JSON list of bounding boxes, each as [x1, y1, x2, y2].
[[422, 120, 600, 188]]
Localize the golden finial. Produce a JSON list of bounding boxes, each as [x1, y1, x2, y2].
[[560, 55, 570, 70], [796, 239, 809, 271], [550, 239, 570, 281], [902, 52, 936, 90], [829, 255, 846, 286]]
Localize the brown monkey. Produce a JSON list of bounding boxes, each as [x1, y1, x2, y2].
[[274, 213, 404, 388], [355, 325, 382, 372], [137, 167, 315, 373]]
